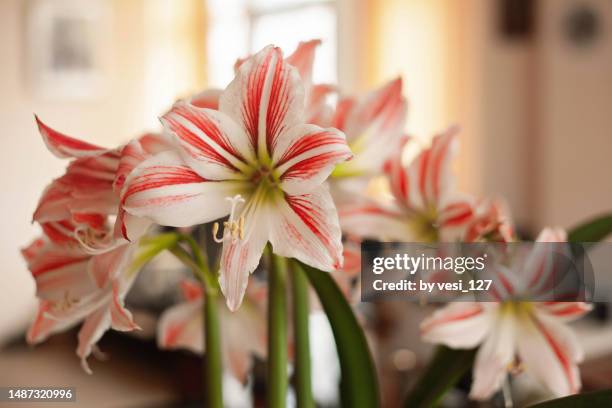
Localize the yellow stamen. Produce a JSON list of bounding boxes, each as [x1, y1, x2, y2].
[[212, 195, 246, 243], [53, 291, 79, 312], [212, 222, 223, 243], [506, 361, 524, 375]]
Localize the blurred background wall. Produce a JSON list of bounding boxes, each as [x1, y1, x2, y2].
[[0, 0, 206, 341], [1, 0, 611, 358]]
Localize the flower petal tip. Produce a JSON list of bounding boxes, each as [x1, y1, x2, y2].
[[80, 359, 94, 375]]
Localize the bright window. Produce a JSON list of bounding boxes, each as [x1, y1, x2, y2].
[[207, 0, 337, 87]]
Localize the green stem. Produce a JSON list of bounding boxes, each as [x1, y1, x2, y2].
[[268, 249, 288, 408], [297, 261, 379, 407], [178, 234, 218, 292], [169, 240, 223, 408], [203, 287, 223, 408], [168, 246, 200, 275], [290, 262, 314, 408]]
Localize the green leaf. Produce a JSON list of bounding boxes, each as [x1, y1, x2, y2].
[[296, 261, 380, 408], [568, 214, 612, 242], [528, 390, 612, 407], [404, 346, 476, 408]]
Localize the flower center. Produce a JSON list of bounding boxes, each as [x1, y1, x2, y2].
[[250, 165, 278, 187], [52, 290, 79, 312], [408, 207, 439, 242], [75, 224, 115, 254], [500, 301, 533, 318]]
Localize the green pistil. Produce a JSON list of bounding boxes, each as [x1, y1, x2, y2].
[[331, 163, 362, 179]]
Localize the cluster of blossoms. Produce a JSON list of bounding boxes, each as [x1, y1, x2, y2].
[[23, 39, 591, 403], [340, 114, 591, 399]]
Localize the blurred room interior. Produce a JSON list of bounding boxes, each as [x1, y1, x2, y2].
[[1, 0, 611, 406]]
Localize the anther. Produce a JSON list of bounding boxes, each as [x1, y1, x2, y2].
[[212, 222, 224, 243], [212, 195, 246, 243]]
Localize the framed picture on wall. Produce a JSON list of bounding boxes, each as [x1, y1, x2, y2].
[[25, 0, 111, 100]]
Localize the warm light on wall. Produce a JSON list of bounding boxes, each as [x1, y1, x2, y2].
[[368, 0, 450, 139], [143, 0, 206, 129], [365, 0, 486, 198]]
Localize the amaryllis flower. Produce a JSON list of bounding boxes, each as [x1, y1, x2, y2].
[[420, 228, 592, 400], [121, 45, 352, 310], [340, 128, 473, 242], [464, 199, 514, 243], [26, 118, 171, 371], [34, 117, 172, 246], [23, 236, 140, 373], [34, 117, 121, 247], [158, 279, 267, 382], [329, 77, 407, 181]]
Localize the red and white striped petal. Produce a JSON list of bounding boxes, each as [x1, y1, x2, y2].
[[88, 244, 132, 289], [138, 132, 174, 155], [220, 46, 305, 159], [331, 97, 356, 131], [33, 184, 73, 224], [438, 199, 474, 240], [72, 213, 107, 231], [334, 78, 406, 176], [285, 39, 321, 87], [66, 151, 120, 181], [469, 313, 516, 400], [343, 78, 405, 140], [34, 173, 117, 224], [269, 184, 343, 272], [339, 242, 361, 278], [390, 128, 458, 212], [189, 88, 222, 110], [110, 281, 140, 331], [180, 279, 203, 302], [383, 135, 411, 204], [273, 124, 352, 195], [463, 199, 514, 242], [35, 116, 108, 159], [39, 220, 78, 244], [26, 300, 77, 345], [329, 242, 362, 304], [223, 303, 267, 382], [219, 198, 270, 311], [517, 314, 582, 397], [25, 241, 95, 302], [162, 102, 255, 180], [122, 151, 246, 228], [114, 133, 174, 191], [33, 259, 94, 303], [421, 302, 492, 349], [521, 228, 571, 295], [114, 207, 152, 241], [77, 306, 112, 374], [158, 298, 203, 352], [22, 238, 46, 263], [339, 203, 413, 242], [537, 302, 592, 322], [306, 84, 335, 126], [422, 128, 459, 209]]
